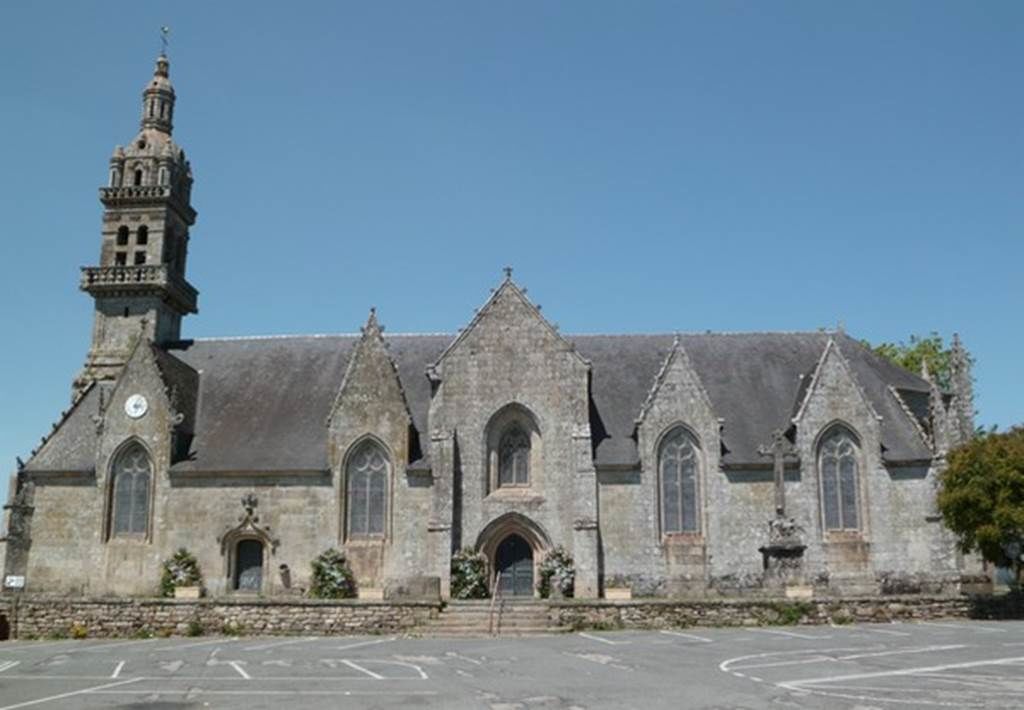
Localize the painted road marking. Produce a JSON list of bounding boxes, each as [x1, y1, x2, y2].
[[578, 632, 627, 645], [0, 661, 20, 674], [152, 637, 239, 652], [228, 661, 251, 680], [336, 637, 396, 651], [835, 644, 967, 661], [110, 661, 125, 679], [341, 659, 385, 679], [659, 630, 713, 643], [779, 654, 1024, 688], [859, 626, 911, 637], [917, 621, 1007, 634], [243, 636, 319, 652], [90, 689, 439, 698], [754, 628, 830, 640], [0, 677, 144, 710], [74, 639, 158, 653]]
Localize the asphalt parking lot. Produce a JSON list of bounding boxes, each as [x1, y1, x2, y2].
[[0, 620, 1021, 709]]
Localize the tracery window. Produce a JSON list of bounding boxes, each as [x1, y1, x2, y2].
[[819, 427, 860, 531], [346, 441, 388, 538], [498, 426, 530, 487], [111, 443, 151, 536], [659, 427, 700, 534]]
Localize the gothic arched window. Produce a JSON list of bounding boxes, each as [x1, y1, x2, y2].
[[116, 226, 130, 246], [111, 443, 151, 536], [498, 426, 530, 487], [819, 426, 861, 531], [346, 441, 388, 538], [659, 427, 700, 534], [136, 225, 148, 245]]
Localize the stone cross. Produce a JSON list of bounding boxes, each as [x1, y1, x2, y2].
[[758, 429, 797, 517]]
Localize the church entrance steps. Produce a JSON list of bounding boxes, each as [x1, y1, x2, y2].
[[418, 599, 567, 637]]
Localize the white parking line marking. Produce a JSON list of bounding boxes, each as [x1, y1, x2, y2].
[[110, 661, 125, 679], [153, 637, 239, 652], [243, 636, 319, 651], [659, 630, 713, 643], [75, 639, 158, 653], [0, 661, 20, 674], [835, 644, 967, 661], [916, 621, 1007, 633], [228, 661, 251, 679], [780, 654, 1024, 688], [579, 632, 626, 645], [336, 637, 396, 651], [860, 626, 910, 636], [733, 655, 835, 670], [92, 689, 439, 697], [342, 659, 385, 679], [754, 628, 830, 640], [0, 677, 144, 710]]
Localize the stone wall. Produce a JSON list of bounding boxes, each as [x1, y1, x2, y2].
[[0, 597, 439, 640], [548, 595, 999, 630]]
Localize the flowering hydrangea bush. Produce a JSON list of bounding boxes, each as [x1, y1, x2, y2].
[[309, 548, 357, 599], [160, 548, 203, 597], [450, 548, 490, 599], [538, 546, 574, 598]]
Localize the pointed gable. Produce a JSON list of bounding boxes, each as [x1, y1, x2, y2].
[[327, 308, 413, 431], [430, 274, 589, 378], [794, 337, 879, 426], [636, 336, 715, 427]]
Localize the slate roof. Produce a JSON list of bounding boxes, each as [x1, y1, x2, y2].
[[23, 331, 934, 474]]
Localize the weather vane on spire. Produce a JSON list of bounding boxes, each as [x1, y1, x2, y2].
[[160, 26, 170, 56]]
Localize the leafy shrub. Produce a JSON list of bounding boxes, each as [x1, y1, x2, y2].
[[450, 548, 489, 599], [160, 548, 204, 597], [538, 546, 575, 599], [186, 620, 204, 637], [771, 601, 813, 625], [309, 548, 357, 599], [69, 623, 88, 640]]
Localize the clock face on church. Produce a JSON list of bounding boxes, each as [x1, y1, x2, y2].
[[125, 394, 148, 419]]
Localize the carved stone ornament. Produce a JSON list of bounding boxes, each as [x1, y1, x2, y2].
[[218, 493, 279, 555]]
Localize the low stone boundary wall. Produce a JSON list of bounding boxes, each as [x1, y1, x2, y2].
[[548, 595, 1011, 630], [0, 596, 441, 640]]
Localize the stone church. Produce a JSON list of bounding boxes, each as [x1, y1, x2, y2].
[[2, 55, 977, 601]]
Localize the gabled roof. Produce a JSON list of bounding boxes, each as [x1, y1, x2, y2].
[[23, 330, 934, 475], [22, 385, 102, 474]]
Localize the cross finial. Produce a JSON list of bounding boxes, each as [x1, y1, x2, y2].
[[160, 26, 170, 56], [503, 266, 513, 280]]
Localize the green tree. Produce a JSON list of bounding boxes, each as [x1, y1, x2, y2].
[[938, 427, 1024, 589], [865, 332, 954, 389]]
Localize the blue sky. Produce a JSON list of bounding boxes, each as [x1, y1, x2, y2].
[[0, 2, 1021, 490]]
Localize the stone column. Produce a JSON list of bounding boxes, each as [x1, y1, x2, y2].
[[428, 429, 454, 598], [572, 424, 600, 598]]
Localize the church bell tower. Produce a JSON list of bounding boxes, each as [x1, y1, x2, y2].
[[75, 54, 199, 394]]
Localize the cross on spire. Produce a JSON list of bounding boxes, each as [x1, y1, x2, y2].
[[160, 26, 170, 56]]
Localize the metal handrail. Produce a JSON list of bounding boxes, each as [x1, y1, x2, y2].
[[488, 570, 502, 635]]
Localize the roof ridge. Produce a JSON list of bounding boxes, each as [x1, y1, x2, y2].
[[189, 332, 453, 342]]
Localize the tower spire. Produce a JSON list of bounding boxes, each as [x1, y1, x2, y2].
[[75, 53, 198, 395], [949, 333, 975, 446], [141, 52, 175, 134]]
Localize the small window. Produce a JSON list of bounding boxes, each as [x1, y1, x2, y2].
[[498, 426, 531, 487], [115, 252, 127, 266], [136, 225, 148, 245], [109, 169, 120, 187], [134, 251, 146, 265], [116, 226, 129, 246], [133, 169, 143, 186]]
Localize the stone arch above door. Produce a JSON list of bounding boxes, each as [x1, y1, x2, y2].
[[474, 513, 552, 594]]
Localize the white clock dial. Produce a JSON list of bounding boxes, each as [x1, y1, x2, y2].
[[125, 394, 149, 419]]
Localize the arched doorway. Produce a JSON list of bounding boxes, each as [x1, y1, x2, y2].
[[495, 534, 534, 597], [234, 539, 264, 592]]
